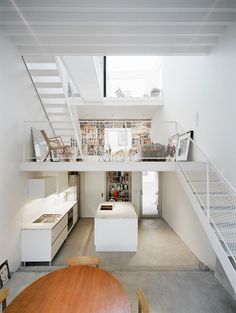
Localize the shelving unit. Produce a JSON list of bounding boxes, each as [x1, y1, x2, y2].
[[80, 120, 151, 156], [131, 120, 152, 150], [106, 171, 131, 202], [80, 122, 105, 156]]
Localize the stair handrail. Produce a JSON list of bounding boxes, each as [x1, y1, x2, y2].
[[172, 121, 236, 265], [55, 56, 83, 159], [22, 56, 56, 137]]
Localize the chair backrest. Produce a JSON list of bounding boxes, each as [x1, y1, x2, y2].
[[0, 288, 9, 312], [136, 288, 150, 313], [40, 129, 51, 146], [66, 256, 100, 268]]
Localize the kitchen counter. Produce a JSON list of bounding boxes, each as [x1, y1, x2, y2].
[[95, 202, 137, 219], [94, 202, 138, 252], [22, 200, 77, 230]]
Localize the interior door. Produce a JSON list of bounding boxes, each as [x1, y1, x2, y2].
[[141, 171, 160, 217]]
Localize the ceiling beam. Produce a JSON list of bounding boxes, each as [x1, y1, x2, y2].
[[17, 45, 211, 55], [0, 12, 235, 25], [0, 25, 226, 36], [10, 35, 218, 46], [1, 25, 225, 37], [0, 0, 236, 10]]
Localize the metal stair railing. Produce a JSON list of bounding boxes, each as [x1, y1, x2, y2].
[[174, 123, 236, 267]]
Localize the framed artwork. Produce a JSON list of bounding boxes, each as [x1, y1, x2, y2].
[[0, 260, 11, 288], [177, 133, 191, 161], [166, 134, 178, 161], [31, 127, 49, 162]]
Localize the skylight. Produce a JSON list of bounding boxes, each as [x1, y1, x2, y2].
[[106, 56, 162, 98]]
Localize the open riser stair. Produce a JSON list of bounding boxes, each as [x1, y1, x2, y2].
[[24, 57, 81, 154]]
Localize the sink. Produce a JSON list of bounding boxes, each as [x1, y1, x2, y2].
[[33, 214, 61, 224], [100, 205, 113, 211]]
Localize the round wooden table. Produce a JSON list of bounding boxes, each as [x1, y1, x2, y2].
[[5, 266, 130, 313]]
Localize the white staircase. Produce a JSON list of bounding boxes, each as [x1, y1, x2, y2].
[[24, 57, 77, 147], [176, 143, 236, 295]]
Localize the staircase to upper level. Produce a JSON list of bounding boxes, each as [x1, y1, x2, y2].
[[176, 146, 236, 296], [24, 57, 78, 147]]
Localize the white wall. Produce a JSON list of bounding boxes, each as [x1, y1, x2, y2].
[[80, 172, 142, 217], [152, 21, 236, 188], [131, 172, 142, 216], [80, 172, 106, 217], [162, 172, 216, 270], [0, 31, 46, 271]]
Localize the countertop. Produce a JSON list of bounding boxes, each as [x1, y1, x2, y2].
[[95, 202, 137, 219], [21, 200, 77, 230]]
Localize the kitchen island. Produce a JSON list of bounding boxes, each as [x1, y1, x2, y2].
[[94, 202, 138, 252]]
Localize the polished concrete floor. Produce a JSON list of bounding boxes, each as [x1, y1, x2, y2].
[[53, 218, 200, 270], [4, 218, 236, 312], [5, 270, 236, 313]]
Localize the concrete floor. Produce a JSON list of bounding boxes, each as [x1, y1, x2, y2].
[[53, 218, 200, 270], [4, 218, 236, 312], [5, 270, 236, 313]]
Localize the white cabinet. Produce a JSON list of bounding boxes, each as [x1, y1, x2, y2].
[[28, 177, 57, 199], [22, 214, 68, 263], [21, 201, 78, 263]]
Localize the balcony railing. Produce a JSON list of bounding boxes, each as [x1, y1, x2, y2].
[[22, 120, 180, 163]]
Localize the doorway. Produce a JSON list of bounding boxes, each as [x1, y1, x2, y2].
[[141, 171, 161, 217]]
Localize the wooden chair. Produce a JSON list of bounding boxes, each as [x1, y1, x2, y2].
[[65, 256, 100, 268], [136, 288, 150, 313], [0, 288, 9, 312], [40, 129, 72, 162]]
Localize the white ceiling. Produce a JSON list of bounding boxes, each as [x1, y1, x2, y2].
[[1, 0, 236, 55]]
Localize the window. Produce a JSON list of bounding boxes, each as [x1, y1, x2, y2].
[[105, 128, 132, 152], [105, 56, 162, 98]]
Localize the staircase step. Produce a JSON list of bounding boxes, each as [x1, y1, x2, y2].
[[49, 115, 72, 122], [35, 82, 62, 88], [30, 69, 59, 76], [51, 122, 73, 129], [37, 88, 64, 95], [48, 112, 70, 117], [44, 103, 67, 109], [32, 76, 61, 83], [43, 98, 66, 105], [26, 63, 57, 70], [40, 94, 65, 99], [46, 107, 69, 114]]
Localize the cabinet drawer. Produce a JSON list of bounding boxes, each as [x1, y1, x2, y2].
[[51, 226, 67, 259], [51, 214, 67, 243]]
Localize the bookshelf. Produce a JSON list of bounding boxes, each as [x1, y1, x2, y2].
[[80, 120, 151, 156], [106, 171, 131, 202]]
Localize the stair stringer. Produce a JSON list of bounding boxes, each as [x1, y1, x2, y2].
[[176, 165, 236, 297]]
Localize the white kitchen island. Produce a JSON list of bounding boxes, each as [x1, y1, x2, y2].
[[94, 202, 138, 252]]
